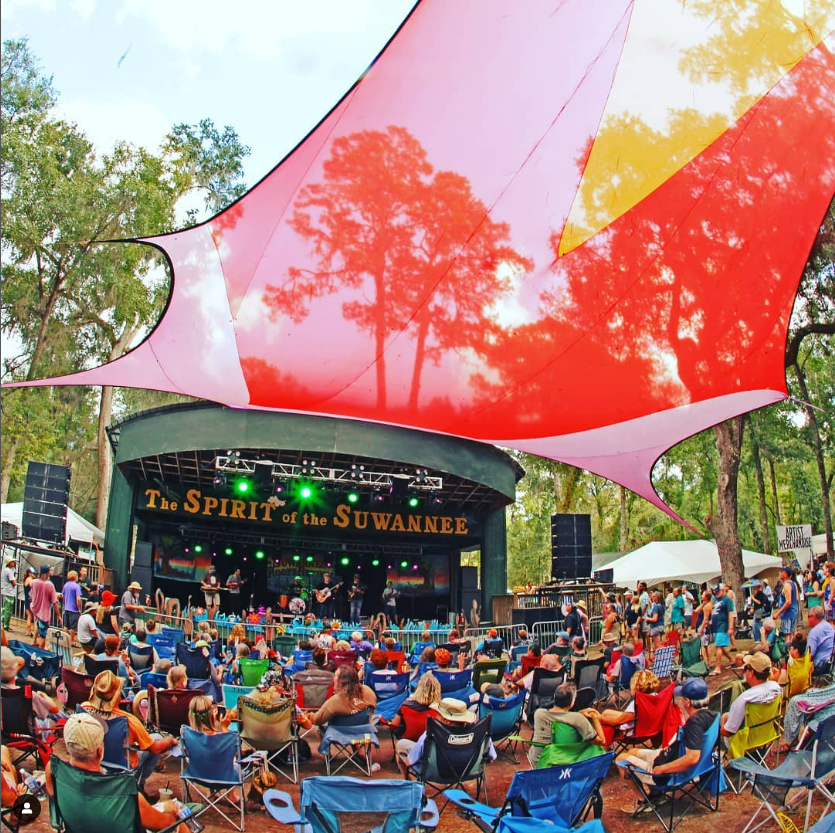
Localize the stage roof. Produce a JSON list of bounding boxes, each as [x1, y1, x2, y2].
[[9, 1, 835, 524]]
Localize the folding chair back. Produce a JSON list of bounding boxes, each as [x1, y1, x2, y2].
[[7, 640, 62, 687], [222, 683, 253, 711], [237, 696, 295, 749], [419, 715, 492, 796], [438, 643, 463, 662], [785, 651, 813, 699], [665, 629, 681, 653], [472, 658, 507, 690], [651, 645, 676, 680], [505, 752, 615, 827], [366, 671, 410, 700], [528, 667, 566, 723], [49, 754, 143, 833], [294, 673, 334, 710], [479, 689, 526, 745], [161, 626, 185, 644], [481, 639, 505, 659], [574, 658, 605, 689], [79, 710, 130, 771], [400, 704, 437, 741], [83, 655, 119, 677], [274, 635, 297, 658], [176, 643, 212, 679], [292, 649, 313, 669], [148, 685, 201, 734], [386, 651, 407, 671], [680, 636, 709, 676], [60, 667, 96, 711], [151, 636, 176, 660], [265, 776, 435, 832], [726, 695, 782, 761], [437, 669, 472, 695], [571, 687, 597, 711], [328, 649, 356, 671], [510, 645, 528, 663], [331, 707, 371, 728], [520, 654, 542, 676], [239, 657, 270, 687], [632, 683, 679, 747], [1, 685, 33, 738], [127, 644, 154, 672], [137, 671, 168, 690], [537, 719, 605, 767], [416, 661, 439, 678]]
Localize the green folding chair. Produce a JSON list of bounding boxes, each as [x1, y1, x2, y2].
[[678, 636, 710, 678], [239, 657, 270, 687], [472, 658, 507, 690]]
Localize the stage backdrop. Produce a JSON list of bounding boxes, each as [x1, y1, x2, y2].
[[387, 554, 449, 597], [153, 536, 212, 583]]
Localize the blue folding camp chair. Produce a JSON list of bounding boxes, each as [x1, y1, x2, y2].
[[287, 649, 313, 674], [264, 776, 439, 832], [151, 636, 176, 660], [437, 669, 473, 697], [609, 653, 641, 707], [319, 708, 379, 777], [161, 626, 185, 644], [137, 670, 168, 691], [617, 715, 725, 832], [415, 661, 439, 678], [78, 708, 131, 773], [730, 712, 835, 833], [365, 671, 410, 721], [479, 689, 527, 763], [446, 752, 615, 831], [180, 726, 250, 832], [176, 642, 213, 680], [127, 643, 154, 672], [7, 640, 62, 691]]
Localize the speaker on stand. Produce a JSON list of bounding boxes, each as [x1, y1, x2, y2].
[[551, 514, 592, 580], [21, 461, 71, 544], [130, 541, 154, 601]]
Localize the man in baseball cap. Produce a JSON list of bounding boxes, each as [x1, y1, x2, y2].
[[617, 677, 716, 794], [44, 712, 187, 832], [1, 556, 16, 629], [720, 652, 781, 738]]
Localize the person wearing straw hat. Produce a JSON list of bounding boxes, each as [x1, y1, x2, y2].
[[44, 712, 190, 833], [1, 556, 17, 630], [81, 670, 179, 802], [76, 600, 100, 653], [119, 581, 146, 627]]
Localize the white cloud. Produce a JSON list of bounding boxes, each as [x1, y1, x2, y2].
[[71, 0, 96, 19], [0, 0, 56, 19]]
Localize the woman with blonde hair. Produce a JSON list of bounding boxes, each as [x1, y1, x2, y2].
[[596, 670, 662, 745], [386, 671, 441, 736]]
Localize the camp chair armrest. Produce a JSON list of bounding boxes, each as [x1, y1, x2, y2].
[[263, 788, 303, 825], [420, 798, 440, 829], [443, 788, 497, 819], [616, 760, 652, 776]]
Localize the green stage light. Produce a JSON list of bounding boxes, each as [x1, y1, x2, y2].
[[400, 560, 408, 568], [255, 550, 265, 560], [372, 559, 380, 566], [408, 495, 419, 508], [305, 556, 313, 562], [300, 485, 312, 499], [340, 556, 350, 566], [347, 490, 359, 504], [293, 554, 300, 562], [194, 544, 203, 553], [224, 547, 233, 556], [235, 478, 251, 495]]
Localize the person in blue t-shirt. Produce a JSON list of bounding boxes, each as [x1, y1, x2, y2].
[[670, 587, 686, 630], [708, 584, 735, 675], [776, 566, 799, 639]]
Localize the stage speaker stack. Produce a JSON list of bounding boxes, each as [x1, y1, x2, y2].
[[551, 513, 592, 580], [130, 541, 154, 595], [593, 567, 614, 584], [460, 565, 482, 615], [22, 461, 71, 544]]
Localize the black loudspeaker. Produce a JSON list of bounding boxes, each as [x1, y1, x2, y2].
[[461, 566, 479, 590], [461, 588, 482, 615], [551, 513, 592, 580], [594, 568, 614, 584], [22, 461, 71, 544], [134, 542, 154, 569], [1, 521, 18, 540], [512, 606, 555, 628], [129, 565, 153, 595]]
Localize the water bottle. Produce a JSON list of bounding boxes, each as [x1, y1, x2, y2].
[[176, 804, 204, 831], [18, 770, 44, 799]]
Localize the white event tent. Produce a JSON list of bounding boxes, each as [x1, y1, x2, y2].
[[606, 539, 779, 588], [1, 502, 104, 546]]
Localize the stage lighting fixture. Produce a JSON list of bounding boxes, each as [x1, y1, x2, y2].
[[413, 564, 419, 570], [431, 495, 443, 506], [301, 459, 317, 476], [224, 547, 233, 556], [415, 468, 428, 484], [305, 556, 313, 563], [212, 474, 226, 487], [340, 556, 350, 566], [255, 550, 265, 560], [372, 559, 380, 566], [274, 480, 287, 494], [235, 478, 251, 495], [400, 560, 408, 568], [194, 544, 203, 553], [407, 494, 419, 508], [300, 485, 313, 499], [347, 490, 359, 504], [293, 554, 300, 562], [350, 463, 365, 481], [372, 490, 385, 503], [184, 547, 190, 554]]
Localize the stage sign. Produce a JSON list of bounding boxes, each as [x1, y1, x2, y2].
[[776, 523, 814, 569], [137, 486, 473, 537]]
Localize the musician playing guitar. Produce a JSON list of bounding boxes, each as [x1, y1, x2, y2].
[[382, 580, 400, 627], [200, 567, 225, 621], [225, 568, 246, 617], [348, 573, 366, 622], [314, 572, 342, 620]]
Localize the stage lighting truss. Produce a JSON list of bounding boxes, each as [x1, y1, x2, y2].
[[213, 456, 443, 492]]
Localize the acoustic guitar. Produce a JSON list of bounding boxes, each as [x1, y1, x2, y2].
[[314, 582, 344, 603]]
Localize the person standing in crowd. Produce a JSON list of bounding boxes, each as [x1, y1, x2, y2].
[[695, 588, 714, 666], [119, 581, 146, 628], [624, 592, 641, 643], [776, 566, 799, 640], [77, 566, 91, 600], [348, 573, 365, 623], [803, 569, 822, 619], [823, 562, 835, 622], [382, 580, 399, 626], [682, 585, 695, 627], [1, 557, 16, 631], [750, 581, 769, 642], [76, 600, 100, 654], [669, 587, 685, 632], [226, 568, 243, 617], [645, 591, 665, 650], [22, 566, 36, 637], [708, 583, 735, 676], [807, 605, 835, 676], [61, 569, 82, 643], [29, 564, 60, 648], [637, 582, 651, 651]]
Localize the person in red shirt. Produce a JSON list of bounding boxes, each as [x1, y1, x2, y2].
[[29, 565, 60, 648]]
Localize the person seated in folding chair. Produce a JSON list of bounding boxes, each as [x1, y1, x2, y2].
[[44, 712, 191, 833], [720, 652, 781, 740], [133, 664, 187, 722], [596, 670, 661, 747], [749, 616, 777, 657], [396, 697, 496, 775], [529, 681, 606, 767], [94, 634, 138, 685], [350, 630, 374, 654], [359, 647, 394, 682], [616, 678, 715, 800], [186, 695, 243, 804], [309, 665, 377, 729], [1, 744, 25, 810], [81, 670, 180, 803], [515, 652, 562, 693], [1, 646, 66, 727], [775, 634, 813, 699], [389, 672, 442, 741], [778, 680, 835, 753], [603, 642, 645, 685], [129, 627, 159, 668]]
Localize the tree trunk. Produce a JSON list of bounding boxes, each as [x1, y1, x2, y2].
[[0, 438, 18, 503], [558, 466, 580, 513], [707, 416, 747, 598], [408, 312, 431, 412], [749, 419, 771, 553], [792, 363, 834, 557], [619, 485, 628, 557], [768, 458, 781, 526]]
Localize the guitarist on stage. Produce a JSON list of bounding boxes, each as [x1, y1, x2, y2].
[[348, 573, 365, 623], [315, 572, 340, 620], [225, 568, 245, 617], [201, 566, 223, 621]]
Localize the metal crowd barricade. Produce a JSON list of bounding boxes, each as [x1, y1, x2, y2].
[[531, 617, 603, 648], [463, 624, 524, 655]]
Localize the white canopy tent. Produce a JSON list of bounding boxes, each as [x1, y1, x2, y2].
[[1, 502, 104, 546], [605, 539, 779, 588]]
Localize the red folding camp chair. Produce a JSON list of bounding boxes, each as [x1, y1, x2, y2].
[[327, 649, 357, 671], [147, 685, 201, 734], [520, 654, 542, 676], [612, 682, 681, 754], [386, 651, 407, 672], [59, 667, 96, 711]]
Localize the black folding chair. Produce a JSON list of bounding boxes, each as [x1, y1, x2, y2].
[[83, 655, 120, 677], [526, 667, 566, 726]]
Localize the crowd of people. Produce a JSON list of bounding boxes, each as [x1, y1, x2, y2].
[[1, 559, 834, 828]]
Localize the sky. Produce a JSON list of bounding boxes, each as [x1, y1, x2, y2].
[[1, 0, 415, 188]]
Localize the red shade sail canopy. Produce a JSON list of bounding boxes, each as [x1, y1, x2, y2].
[[10, 0, 835, 523]]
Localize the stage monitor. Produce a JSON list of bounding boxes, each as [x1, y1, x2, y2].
[[551, 513, 592, 580], [22, 460, 71, 544]]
